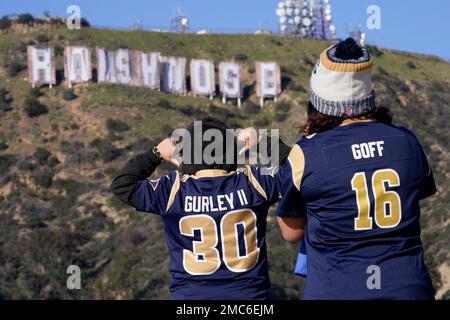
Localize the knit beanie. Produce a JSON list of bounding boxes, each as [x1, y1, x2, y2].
[[309, 38, 376, 117]]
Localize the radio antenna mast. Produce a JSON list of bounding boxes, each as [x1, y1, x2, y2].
[[170, 7, 190, 33]]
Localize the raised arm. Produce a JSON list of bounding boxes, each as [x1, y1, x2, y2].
[[238, 127, 291, 165], [111, 138, 179, 208]]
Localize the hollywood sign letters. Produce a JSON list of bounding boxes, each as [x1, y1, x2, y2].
[[27, 46, 56, 88], [27, 45, 282, 107], [64, 46, 92, 88]]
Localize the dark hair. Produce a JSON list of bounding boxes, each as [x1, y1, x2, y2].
[[301, 102, 393, 137]]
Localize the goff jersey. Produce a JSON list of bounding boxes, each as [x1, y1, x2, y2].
[[277, 120, 436, 300], [135, 166, 279, 300]]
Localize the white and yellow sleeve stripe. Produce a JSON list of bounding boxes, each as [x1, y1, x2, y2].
[[287, 144, 305, 191]]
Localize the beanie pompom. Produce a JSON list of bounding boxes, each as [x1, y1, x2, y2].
[[334, 38, 364, 60]]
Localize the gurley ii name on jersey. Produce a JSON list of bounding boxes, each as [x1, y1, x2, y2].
[[184, 189, 248, 213]]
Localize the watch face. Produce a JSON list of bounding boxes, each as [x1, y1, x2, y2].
[[152, 147, 162, 159]]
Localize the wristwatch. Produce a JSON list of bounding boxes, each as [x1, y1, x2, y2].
[[151, 146, 163, 161]]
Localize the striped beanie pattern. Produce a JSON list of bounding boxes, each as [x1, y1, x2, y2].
[[310, 38, 376, 117]]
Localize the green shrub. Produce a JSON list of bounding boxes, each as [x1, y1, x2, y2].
[[53, 178, 84, 194], [156, 98, 171, 109], [4, 59, 26, 77], [0, 16, 12, 31], [51, 178, 87, 212], [90, 138, 123, 162], [33, 147, 51, 164], [29, 87, 43, 97], [429, 80, 446, 93], [0, 87, 13, 113], [104, 167, 120, 178], [243, 100, 261, 114], [106, 118, 129, 133], [32, 168, 54, 188], [274, 111, 288, 122], [0, 142, 9, 150], [275, 101, 292, 113], [35, 34, 50, 43], [17, 13, 34, 25], [25, 214, 46, 229], [406, 61, 416, 69], [128, 137, 156, 153], [17, 159, 35, 171], [271, 39, 283, 46], [0, 154, 16, 171], [70, 122, 80, 130], [366, 45, 383, 57], [54, 45, 64, 56], [50, 18, 63, 26], [287, 81, 306, 92], [23, 96, 48, 118], [253, 116, 270, 127], [81, 18, 90, 27], [15, 41, 29, 53], [47, 156, 60, 168], [234, 53, 248, 61], [63, 88, 77, 101]]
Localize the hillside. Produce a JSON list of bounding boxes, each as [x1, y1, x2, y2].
[[0, 27, 449, 299]]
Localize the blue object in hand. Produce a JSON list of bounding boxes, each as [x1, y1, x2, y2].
[[294, 241, 307, 277]]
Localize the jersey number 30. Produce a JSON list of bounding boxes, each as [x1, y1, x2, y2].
[[179, 209, 259, 275], [351, 169, 402, 230]]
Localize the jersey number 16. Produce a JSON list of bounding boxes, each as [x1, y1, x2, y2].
[[351, 169, 402, 230]]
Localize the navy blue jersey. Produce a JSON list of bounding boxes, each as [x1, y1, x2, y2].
[[277, 121, 435, 300], [135, 166, 279, 300]]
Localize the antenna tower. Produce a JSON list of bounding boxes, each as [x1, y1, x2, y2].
[[170, 7, 190, 33], [276, 0, 336, 40]]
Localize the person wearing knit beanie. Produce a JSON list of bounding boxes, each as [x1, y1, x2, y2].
[[310, 37, 376, 117], [276, 38, 437, 299]]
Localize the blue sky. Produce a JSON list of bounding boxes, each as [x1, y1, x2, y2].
[[2, 0, 449, 59]]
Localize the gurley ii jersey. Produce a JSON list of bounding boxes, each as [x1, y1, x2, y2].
[[277, 121, 436, 300], [138, 167, 279, 300], [112, 151, 280, 300]]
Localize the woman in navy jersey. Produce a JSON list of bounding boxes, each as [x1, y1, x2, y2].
[[276, 38, 436, 300]]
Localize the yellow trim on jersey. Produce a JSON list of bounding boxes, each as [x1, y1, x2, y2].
[[244, 165, 268, 201], [191, 169, 234, 179], [340, 119, 374, 126], [288, 145, 305, 191], [166, 171, 181, 212]]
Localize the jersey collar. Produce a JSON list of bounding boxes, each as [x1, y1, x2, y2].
[[340, 119, 374, 126], [192, 169, 233, 179]]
